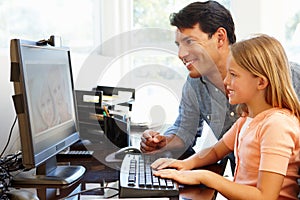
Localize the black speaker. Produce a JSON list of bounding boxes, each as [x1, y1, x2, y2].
[[104, 116, 130, 148]]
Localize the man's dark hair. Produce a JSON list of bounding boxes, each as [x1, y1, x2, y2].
[[170, 0, 236, 44]]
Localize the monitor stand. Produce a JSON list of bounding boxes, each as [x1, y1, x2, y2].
[[12, 156, 86, 186]]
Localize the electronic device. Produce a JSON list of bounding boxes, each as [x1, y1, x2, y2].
[[114, 146, 141, 159], [10, 39, 85, 185], [95, 86, 135, 111], [58, 150, 94, 158], [104, 116, 130, 148], [119, 154, 179, 198]]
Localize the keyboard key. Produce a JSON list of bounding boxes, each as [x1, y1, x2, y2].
[[152, 176, 159, 187], [166, 179, 174, 188], [159, 178, 167, 187], [128, 174, 136, 186], [145, 174, 152, 187]]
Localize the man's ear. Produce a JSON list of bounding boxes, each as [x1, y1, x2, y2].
[[257, 76, 268, 90], [216, 27, 227, 48]]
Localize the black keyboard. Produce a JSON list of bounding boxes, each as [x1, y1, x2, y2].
[[119, 154, 179, 198], [57, 150, 94, 158]]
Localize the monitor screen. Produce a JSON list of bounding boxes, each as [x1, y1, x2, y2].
[[10, 39, 85, 186]]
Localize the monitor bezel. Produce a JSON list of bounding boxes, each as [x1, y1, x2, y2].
[[11, 39, 80, 169]]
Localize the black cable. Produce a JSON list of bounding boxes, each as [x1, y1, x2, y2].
[[0, 152, 23, 200], [1, 152, 22, 174], [105, 192, 119, 199], [0, 116, 17, 158], [58, 186, 119, 200]]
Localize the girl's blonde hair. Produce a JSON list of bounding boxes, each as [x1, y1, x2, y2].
[[231, 34, 300, 120]]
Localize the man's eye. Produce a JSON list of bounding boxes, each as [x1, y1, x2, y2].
[[186, 39, 195, 45]]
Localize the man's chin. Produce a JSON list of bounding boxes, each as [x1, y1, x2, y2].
[[189, 72, 202, 78]]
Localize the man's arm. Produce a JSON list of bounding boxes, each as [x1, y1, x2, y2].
[[164, 77, 204, 150], [140, 131, 185, 153], [140, 77, 203, 154], [290, 61, 300, 99]]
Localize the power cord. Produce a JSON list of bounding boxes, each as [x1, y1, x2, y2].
[[58, 186, 119, 200], [0, 115, 21, 199], [0, 116, 17, 158], [0, 152, 23, 199], [0, 166, 10, 199]]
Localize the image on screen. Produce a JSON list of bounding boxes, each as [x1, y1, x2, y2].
[[27, 64, 72, 134], [25, 63, 75, 155]]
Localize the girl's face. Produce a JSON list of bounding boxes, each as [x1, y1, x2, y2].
[[39, 86, 55, 127], [224, 56, 261, 105], [50, 81, 64, 105]]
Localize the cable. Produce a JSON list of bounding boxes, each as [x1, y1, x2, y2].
[[105, 192, 119, 199], [0, 116, 17, 158], [0, 152, 23, 199], [58, 186, 119, 200]]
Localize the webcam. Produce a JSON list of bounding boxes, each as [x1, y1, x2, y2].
[[36, 35, 62, 47]]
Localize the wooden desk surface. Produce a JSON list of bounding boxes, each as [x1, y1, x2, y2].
[[56, 140, 222, 200], [12, 139, 220, 200]]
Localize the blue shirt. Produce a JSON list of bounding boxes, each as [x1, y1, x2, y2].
[[290, 62, 300, 97], [164, 62, 300, 154]]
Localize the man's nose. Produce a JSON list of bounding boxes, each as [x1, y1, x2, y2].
[[178, 45, 189, 62]]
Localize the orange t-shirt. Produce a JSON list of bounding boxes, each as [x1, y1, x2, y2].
[[223, 108, 300, 199]]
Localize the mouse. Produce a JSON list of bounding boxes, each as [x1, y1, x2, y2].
[[114, 146, 142, 159], [6, 189, 39, 200]]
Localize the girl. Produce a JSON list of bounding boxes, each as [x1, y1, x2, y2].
[[152, 34, 300, 200]]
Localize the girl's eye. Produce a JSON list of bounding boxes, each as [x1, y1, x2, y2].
[[230, 72, 237, 77]]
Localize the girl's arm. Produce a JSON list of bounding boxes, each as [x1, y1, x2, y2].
[[151, 139, 231, 170], [199, 170, 283, 200], [155, 169, 283, 200], [185, 139, 231, 169]]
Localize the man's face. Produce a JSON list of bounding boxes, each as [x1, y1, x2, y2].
[[175, 24, 218, 78]]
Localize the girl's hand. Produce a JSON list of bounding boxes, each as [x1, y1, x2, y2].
[[151, 158, 187, 170], [153, 169, 204, 185]]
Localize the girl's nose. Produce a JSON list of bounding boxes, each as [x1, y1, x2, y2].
[[223, 73, 230, 86]]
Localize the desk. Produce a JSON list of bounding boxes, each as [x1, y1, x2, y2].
[[60, 141, 222, 200], [13, 139, 222, 200]]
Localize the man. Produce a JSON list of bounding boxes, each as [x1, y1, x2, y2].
[[140, 1, 238, 161], [140, 1, 300, 164]]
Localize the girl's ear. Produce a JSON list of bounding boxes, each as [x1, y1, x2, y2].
[[257, 76, 268, 90]]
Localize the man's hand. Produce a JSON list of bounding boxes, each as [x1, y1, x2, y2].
[[140, 130, 166, 153]]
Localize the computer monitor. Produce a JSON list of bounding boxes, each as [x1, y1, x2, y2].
[[10, 39, 85, 185]]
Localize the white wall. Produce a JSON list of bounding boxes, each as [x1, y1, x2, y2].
[[232, 0, 288, 42], [0, 54, 21, 155], [101, 0, 133, 42]]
